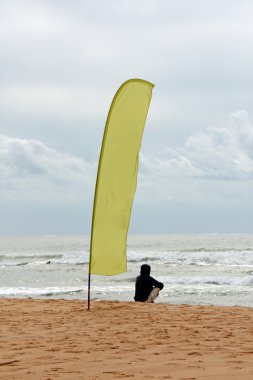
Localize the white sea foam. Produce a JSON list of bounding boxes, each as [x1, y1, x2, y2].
[[59, 251, 88, 264], [0, 286, 84, 297], [1, 234, 253, 306], [128, 249, 253, 267], [1, 246, 253, 268], [159, 275, 253, 287]]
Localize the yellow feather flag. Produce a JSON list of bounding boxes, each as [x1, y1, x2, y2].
[[89, 79, 154, 275]]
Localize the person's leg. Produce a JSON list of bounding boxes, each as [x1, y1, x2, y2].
[[145, 287, 160, 303]]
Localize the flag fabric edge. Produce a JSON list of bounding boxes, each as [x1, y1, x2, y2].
[[88, 78, 154, 276]]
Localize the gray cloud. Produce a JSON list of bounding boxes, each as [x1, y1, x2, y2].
[[1, 0, 252, 233]]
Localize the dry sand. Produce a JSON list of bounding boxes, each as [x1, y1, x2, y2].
[[0, 299, 253, 379]]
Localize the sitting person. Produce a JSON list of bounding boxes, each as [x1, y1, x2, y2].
[[134, 264, 164, 303]]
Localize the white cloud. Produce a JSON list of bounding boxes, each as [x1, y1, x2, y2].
[[1, 111, 252, 206], [141, 110, 253, 179], [137, 111, 253, 202], [0, 135, 96, 203]]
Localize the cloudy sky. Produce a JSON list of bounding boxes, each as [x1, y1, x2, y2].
[[1, 0, 253, 235]]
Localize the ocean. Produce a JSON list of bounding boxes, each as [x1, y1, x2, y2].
[[0, 234, 253, 307]]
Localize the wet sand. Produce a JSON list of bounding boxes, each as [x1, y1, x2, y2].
[[0, 299, 253, 379]]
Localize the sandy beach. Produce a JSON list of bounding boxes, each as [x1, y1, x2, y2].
[[0, 299, 253, 379]]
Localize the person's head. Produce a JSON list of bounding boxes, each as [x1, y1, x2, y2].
[[140, 264, 151, 276]]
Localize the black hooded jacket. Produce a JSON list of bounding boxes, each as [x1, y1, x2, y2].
[[134, 265, 164, 302]]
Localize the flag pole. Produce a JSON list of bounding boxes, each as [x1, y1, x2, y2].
[[87, 271, 91, 310]]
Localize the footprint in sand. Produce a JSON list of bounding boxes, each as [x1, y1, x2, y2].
[[102, 371, 134, 378], [0, 360, 19, 366]]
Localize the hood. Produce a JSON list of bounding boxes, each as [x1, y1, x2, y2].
[[140, 264, 151, 276]]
